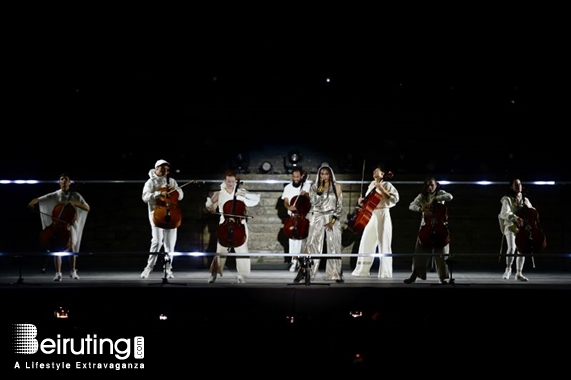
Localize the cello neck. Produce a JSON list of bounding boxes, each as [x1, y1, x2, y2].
[[292, 174, 307, 207]]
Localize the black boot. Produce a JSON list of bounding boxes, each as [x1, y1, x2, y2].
[[335, 270, 344, 283], [403, 275, 417, 284], [293, 269, 304, 283]]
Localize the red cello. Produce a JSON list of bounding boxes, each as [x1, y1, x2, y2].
[[283, 171, 311, 240], [515, 205, 546, 254], [39, 203, 77, 252], [418, 202, 450, 249], [217, 180, 247, 248], [347, 171, 394, 234]]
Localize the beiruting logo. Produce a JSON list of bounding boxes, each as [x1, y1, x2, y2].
[[12, 324, 144, 360]]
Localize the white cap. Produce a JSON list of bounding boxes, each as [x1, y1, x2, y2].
[[155, 159, 170, 168]]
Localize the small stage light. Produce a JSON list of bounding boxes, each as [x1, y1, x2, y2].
[[284, 150, 303, 173], [259, 161, 273, 174]]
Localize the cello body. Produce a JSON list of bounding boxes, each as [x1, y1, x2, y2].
[[347, 190, 382, 234], [40, 203, 76, 251], [153, 186, 182, 229], [515, 206, 546, 254], [283, 194, 311, 240], [418, 202, 450, 249], [217, 180, 247, 248], [347, 172, 394, 234]]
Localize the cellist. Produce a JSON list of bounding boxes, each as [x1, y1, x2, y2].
[[403, 177, 453, 284], [281, 168, 311, 272], [28, 173, 90, 281], [351, 163, 399, 278], [498, 178, 533, 281], [205, 169, 260, 283], [140, 159, 184, 279]]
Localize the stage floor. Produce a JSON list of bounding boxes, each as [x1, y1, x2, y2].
[[1, 253, 570, 288], [2, 266, 571, 288], [2, 258, 571, 373]]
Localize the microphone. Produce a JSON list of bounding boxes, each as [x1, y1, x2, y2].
[[317, 179, 325, 195]]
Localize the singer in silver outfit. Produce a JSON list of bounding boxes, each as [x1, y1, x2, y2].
[[299, 164, 344, 282]]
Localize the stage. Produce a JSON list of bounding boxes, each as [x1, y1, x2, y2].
[[2, 254, 570, 373]]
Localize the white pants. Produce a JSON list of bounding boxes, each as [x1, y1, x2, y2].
[[145, 212, 177, 269], [210, 223, 251, 276], [504, 230, 525, 271], [289, 238, 305, 255], [351, 208, 393, 278]]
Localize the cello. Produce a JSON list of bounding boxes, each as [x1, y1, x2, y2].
[[217, 180, 247, 248], [418, 201, 450, 249], [283, 171, 311, 240], [39, 202, 77, 252], [515, 205, 546, 254], [153, 179, 195, 229], [347, 171, 394, 234]]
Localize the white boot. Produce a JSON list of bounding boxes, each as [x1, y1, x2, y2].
[[165, 262, 174, 279], [289, 260, 298, 272], [141, 266, 152, 279]]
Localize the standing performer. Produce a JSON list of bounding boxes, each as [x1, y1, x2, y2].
[[205, 169, 260, 283], [498, 178, 534, 281], [294, 164, 344, 283], [351, 163, 399, 278], [140, 159, 184, 279], [404, 177, 452, 284], [282, 168, 311, 272], [28, 173, 90, 281]]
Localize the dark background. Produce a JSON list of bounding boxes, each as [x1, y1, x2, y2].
[[2, 10, 568, 182]]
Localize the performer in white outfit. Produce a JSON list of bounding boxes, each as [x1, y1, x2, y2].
[[404, 177, 452, 284], [498, 178, 533, 281], [294, 164, 344, 283], [28, 173, 90, 281], [351, 164, 399, 278], [206, 169, 260, 283], [140, 159, 184, 279], [281, 167, 311, 272]]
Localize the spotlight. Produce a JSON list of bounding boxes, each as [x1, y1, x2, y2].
[[289, 150, 302, 165], [284, 150, 303, 173], [259, 161, 273, 174]]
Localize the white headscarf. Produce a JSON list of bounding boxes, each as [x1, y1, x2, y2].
[[314, 164, 338, 185]]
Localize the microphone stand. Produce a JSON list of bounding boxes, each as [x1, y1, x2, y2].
[[148, 252, 187, 287], [289, 255, 330, 287]]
